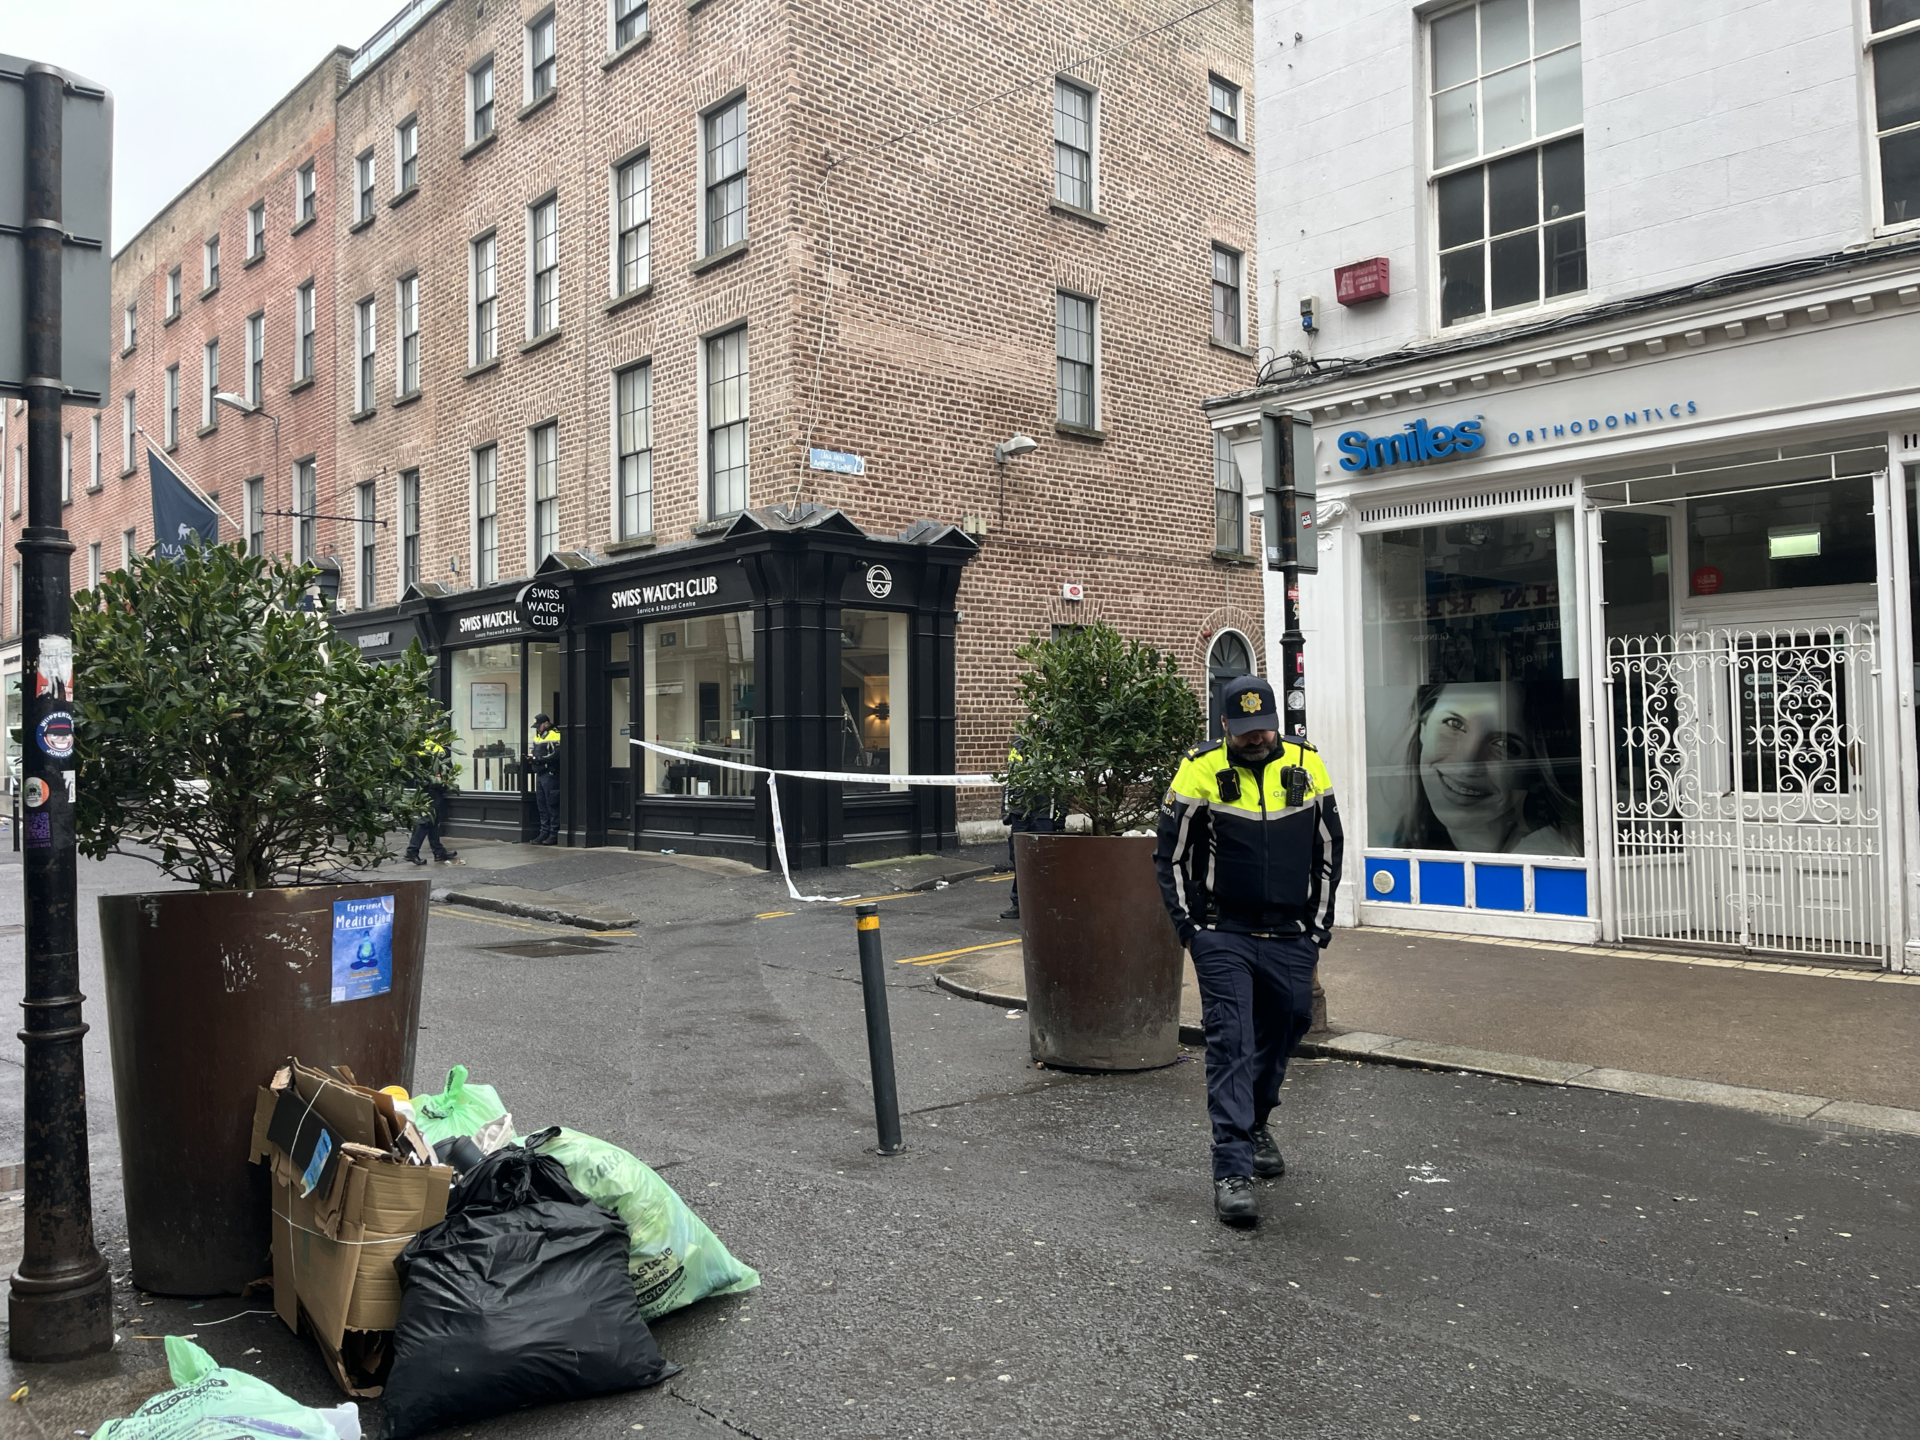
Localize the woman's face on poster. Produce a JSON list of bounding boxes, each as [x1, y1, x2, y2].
[[1417, 683, 1535, 842]]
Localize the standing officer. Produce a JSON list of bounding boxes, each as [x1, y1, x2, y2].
[[529, 712, 562, 846], [1154, 675, 1343, 1226], [404, 736, 459, 865], [1000, 728, 1063, 922]]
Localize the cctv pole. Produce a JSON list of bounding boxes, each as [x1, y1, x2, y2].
[[9, 62, 114, 1361], [1261, 408, 1317, 738]]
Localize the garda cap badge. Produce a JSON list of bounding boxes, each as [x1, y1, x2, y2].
[[1238, 691, 1264, 715]]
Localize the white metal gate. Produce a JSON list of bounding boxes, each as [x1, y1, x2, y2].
[[1607, 623, 1885, 959]]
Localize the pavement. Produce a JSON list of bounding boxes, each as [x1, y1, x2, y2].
[[2, 840, 1918, 1438]]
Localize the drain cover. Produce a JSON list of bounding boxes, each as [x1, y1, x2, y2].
[[478, 938, 617, 959]]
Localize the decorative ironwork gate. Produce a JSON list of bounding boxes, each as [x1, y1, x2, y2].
[[1607, 623, 1885, 959]]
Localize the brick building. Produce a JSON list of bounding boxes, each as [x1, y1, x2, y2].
[[10, 0, 1263, 865]]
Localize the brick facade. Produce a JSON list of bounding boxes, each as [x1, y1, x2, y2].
[[14, 0, 1261, 824]]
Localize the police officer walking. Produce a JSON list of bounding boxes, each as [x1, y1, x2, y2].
[[1154, 675, 1343, 1226], [529, 712, 562, 846], [404, 736, 459, 866]]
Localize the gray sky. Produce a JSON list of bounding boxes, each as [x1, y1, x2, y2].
[[11, 0, 409, 252]]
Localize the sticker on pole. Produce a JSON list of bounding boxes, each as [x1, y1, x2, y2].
[[36, 711, 74, 759], [23, 777, 47, 808], [331, 895, 396, 1003]]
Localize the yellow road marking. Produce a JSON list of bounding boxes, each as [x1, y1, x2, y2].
[[974, 874, 1012, 882], [756, 910, 796, 919], [434, 908, 634, 940], [896, 937, 1021, 966], [838, 891, 919, 906]]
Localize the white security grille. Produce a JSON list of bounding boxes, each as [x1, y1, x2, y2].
[[1358, 483, 1572, 524], [1608, 624, 1884, 960]]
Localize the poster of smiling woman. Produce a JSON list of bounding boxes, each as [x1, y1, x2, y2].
[[1361, 514, 1584, 857]]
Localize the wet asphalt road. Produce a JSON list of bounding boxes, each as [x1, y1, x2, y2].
[[5, 850, 1919, 1438]]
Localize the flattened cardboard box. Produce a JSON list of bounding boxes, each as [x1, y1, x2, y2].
[[249, 1066, 450, 1396]]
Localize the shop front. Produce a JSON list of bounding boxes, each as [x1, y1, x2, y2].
[[1210, 260, 1920, 971], [338, 505, 975, 868]]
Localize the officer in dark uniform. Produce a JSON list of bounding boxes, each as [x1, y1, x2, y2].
[[1000, 730, 1064, 922], [1154, 675, 1343, 1226], [404, 737, 459, 865], [529, 712, 562, 845]]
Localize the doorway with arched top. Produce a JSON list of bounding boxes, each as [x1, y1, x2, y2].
[[1206, 630, 1256, 742]]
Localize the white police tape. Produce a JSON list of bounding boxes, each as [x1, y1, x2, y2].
[[628, 738, 999, 903]]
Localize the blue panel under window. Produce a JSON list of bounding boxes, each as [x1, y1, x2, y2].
[[1533, 867, 1588, 917], [1418, 859, 1466, 907], [1475, 863, 1524, 911], [1366, 856, 1411, 903]]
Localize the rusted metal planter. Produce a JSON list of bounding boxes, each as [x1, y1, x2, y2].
[[1015, 832, 1182, 1070], [98, 879, 428, 1295]]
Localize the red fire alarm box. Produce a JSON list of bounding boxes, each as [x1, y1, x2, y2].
[[1335, 257, 1391, 305]]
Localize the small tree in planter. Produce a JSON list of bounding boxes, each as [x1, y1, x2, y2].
[[73, 541, 452, 1295], [999, 621, 1204, 835], [74, 542, 448, 887], [996, 622, 1205, 1072]]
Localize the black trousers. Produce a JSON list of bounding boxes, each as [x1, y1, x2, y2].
[[534, 771, 561, 838], [408, 788, 449, 858], [1190, 930, 1318, 1179], [1006, 811, 1058, 908]]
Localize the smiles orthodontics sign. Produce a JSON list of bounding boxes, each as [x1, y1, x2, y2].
[[1337, 416, 1487, 473]]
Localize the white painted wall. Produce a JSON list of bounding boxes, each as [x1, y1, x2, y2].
[[1254, 0, 1879, 362]]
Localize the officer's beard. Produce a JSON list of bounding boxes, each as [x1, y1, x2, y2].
[[1227, 732, 1278, 766]]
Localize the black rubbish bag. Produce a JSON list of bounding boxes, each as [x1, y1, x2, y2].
[[382, 1144, 679, 1438]]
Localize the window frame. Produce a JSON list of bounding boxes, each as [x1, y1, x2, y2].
[[1208, 74, 1242, 142], [355, 295, 378, 412], [702, 94, 749, 257], [396, 115, 419, 193], [295, 280, 316, 381], [702, 325, 750, 520], [124, 299, 137, 351], [296, 162, 317, 224], [247, 201, 266, 259], [471, 229, 499, 365], [246, 311, 265, 406], [202, 338, 219, 429], [60, 432, 71, 505], [357, 480, 379, 608], [396, 272, 421, 397], [1425, 0, 1588, 331], [612, 149, 652, 295], [355, 149, 376, 224], [1213, 430, 1247, 554], [526, 9, 558, 104], [88, 413, 101, 491], [166, 266, 181, 319], [469, 57, 496, 144], [122, 391, 136, 472], [400, 468, 420, 591], [121, 527, 135, 571], [87, 541, 101, 590], [245, 475, 265, 557], [1053, 77, 1098, 212], [1868, 2, 1920, 233], [1054, 290, 1098, 430], [613, 359, 653, 540], [164, 363, 180, 447], [529, 420, 559, 567], [293, 457, 317, 564], [204, 234, 220, 292], [528, 195, 559, 338], [473, 443, 499, 584], [613, 0, 649, 50], [1211, 244, 1244, 347]]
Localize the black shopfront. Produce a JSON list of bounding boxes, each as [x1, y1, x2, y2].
[[337, 506, 977, 868]]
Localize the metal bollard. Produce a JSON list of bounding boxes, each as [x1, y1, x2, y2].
[[854, 903, 906, 1156]]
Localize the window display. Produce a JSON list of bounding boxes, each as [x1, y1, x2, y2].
[[839, 609, 908, 790], [452, 645, 522, 792], [1362, 511, 1583, 856], [643, 612, 756, 796]]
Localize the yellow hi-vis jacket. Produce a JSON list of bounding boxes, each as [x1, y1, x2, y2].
[[1153, 737, 1344, 948]]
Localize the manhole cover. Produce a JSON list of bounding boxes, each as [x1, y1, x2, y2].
[[478, 938, 618, 959]]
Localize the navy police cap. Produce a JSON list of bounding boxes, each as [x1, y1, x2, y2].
[[1218, 675, 1278, 735]]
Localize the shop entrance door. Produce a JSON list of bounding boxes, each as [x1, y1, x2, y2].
[[1601, 481, 1888, 961]]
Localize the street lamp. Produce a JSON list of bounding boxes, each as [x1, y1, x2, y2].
[[993, 434, 1037, 464]]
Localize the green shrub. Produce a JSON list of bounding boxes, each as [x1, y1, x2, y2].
[[998, 622, 1205, 836], [73, 543, 451, 890]]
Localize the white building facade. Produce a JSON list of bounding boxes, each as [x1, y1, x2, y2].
[[1209, 0, 1920, 970]]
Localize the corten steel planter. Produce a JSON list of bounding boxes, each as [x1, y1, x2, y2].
[[1016, 832, 1183, 1070], [98, 879, 428, 1295]]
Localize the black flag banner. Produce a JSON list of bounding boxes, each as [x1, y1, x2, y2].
[[147, 447, 220, 559]]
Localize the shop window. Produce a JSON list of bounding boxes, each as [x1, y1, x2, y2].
[[1362, 510, 1583, 856], [839, 609, 909, 790], [453, 643, 524, 792], [1685, 477, 1875, 597], [643, 612, 755, 796]]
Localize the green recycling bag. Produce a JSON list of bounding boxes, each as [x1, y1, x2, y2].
[[94, 1336, 349, 1440], [413, 1064, 507, 1146], [529, 1126, 760, 1320]]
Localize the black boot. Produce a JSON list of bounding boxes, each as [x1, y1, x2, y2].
[[405, 851, 425, 867], [999, 906, 1020, 920], [433, 849, 459, 862], [1252, 1124, 1286, 1179], [1214, 1176, 1258, 1226]]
